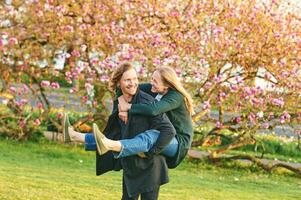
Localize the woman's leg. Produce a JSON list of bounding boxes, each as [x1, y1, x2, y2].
[[67, 128, 98, 151], [68, 127, 85, 143], [65, 126, 122, 152], [69, 123, 179, 157], [96, 129, 178, 158]]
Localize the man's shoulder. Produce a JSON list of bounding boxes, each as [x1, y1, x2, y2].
[[137, 90, 155, 104]]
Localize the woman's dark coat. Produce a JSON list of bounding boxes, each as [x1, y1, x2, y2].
[[129, 83, 194, 168]]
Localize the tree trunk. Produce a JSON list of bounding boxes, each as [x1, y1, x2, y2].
[[0, 77, 6, 92], [209, 137, 255, 158]]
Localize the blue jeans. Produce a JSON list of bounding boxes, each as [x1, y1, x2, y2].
[[85, 130, 178, 158]]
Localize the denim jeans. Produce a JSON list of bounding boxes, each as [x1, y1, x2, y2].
[[84, 130, 178, 158]]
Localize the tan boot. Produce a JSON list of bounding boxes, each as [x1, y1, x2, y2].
[[93, 123, 108, 155]]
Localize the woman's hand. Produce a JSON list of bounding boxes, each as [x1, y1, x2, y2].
[[118, 96, 132, 112], [118, 111, 128, 124]]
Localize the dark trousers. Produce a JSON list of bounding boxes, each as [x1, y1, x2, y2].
[[121, 180, 160, 200]]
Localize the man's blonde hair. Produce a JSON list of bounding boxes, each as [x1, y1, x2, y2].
[[109, 62, 135, 93]]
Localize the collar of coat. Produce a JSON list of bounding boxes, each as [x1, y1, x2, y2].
[[112, 88, 141, 116]]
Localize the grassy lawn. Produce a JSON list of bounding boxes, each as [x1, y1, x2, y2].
[[0, 139, 300, 200]]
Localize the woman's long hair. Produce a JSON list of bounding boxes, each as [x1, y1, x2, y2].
[[156, 66, 194, 115]]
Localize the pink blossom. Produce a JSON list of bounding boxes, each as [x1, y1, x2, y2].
[[18, 120, 26, 128], [91, 58, 99, 65], [0, 39, 3, 46], [79, 24, 87, 30], [216, 121, 223, 129], [64, 25, 74, 32], [234, 27, 241, 32], [213, 75, 222, 83], [268, 112, 274, 119], [53, 70, 60, 77], [248, 113, 256, 123], [213, 27, 223, 35], [170, 10, 180, 18], [256, 111, 264, 118], [230, 85, 239, 92], [34, 119, 41, 126], [37, 102, 44, 110], [251, 98, 260, 105], [22, 84, 29, 93], [71, 50, 80, 57], [274, 33, 281, 39], [20, 99, 28, 105], [65, 71, 72, 78], [100, 75, 110, 82], [153, 58, 161, 65], [138, 67, 145, 74], [234, 117, 241, 124], [202, 101, 211, 110], [282, 111, 291, 120], [262, 123, 269, 129], [140, 57, 147, 63], [56, 112, 63, 119], [271, 98, 284, 107], [279, 117, 285, 124], [9, 86, 16, 93], [51, 82, 60, 89], [280, 58, 286, 66], [219, 92, 227, 99], [85, 83, 93, 90], [204, 82, 212, 89], [69, 88, 77, 93], [122, 54, 133, 61], [82, 96, 89, 103], [8, 37, 18, 46], [243, 87, 252, 95], [235, 77, 243, 84], [41, 80, 50, 87], [93, 100, 98, 106], [264, 73, 272, 80]]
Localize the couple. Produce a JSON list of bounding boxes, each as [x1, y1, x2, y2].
[[64, 63, 194, 200]]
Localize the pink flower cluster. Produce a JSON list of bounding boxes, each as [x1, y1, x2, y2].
[[279, 111, 291, 124], [40, 81, 60, 89], [270, 97, 284, 107], [202, 101, 211, 110]]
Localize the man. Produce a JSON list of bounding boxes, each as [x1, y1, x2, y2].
[[95, 63, 176, 200]]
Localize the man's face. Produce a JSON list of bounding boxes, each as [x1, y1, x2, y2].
[[119, 68, 139, 96]]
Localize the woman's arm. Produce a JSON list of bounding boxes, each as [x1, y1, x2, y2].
[[130, 90, 183, 116], [118, 83, 154, 112], [138, 83, 153, 95]]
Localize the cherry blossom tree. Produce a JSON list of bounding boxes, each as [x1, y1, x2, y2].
[[0, 0, 300, 173]]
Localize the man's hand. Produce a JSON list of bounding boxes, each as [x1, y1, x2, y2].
[[118, 111, 128, 123], [118, 96, 131, 112]]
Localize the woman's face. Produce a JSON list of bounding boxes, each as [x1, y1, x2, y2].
[[151, 71, 168, 94]]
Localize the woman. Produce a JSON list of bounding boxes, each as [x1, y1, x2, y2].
[[66, 66, 194, 168]]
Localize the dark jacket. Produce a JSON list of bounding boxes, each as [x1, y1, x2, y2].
[[96, 89, 176, 197], [129, 83, 194, 168]]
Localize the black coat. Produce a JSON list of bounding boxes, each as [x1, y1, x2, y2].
[[96, 89, 176, 197]]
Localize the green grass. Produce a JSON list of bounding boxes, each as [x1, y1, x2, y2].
[[0, 139, 300, 200]]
